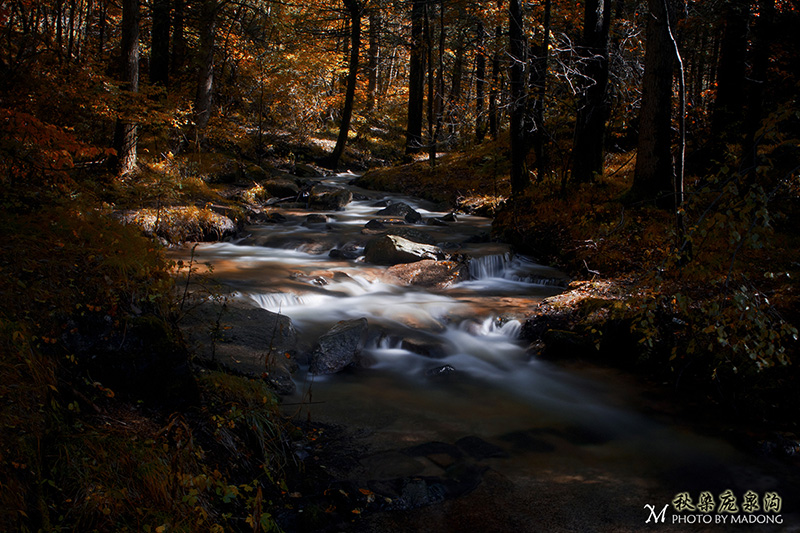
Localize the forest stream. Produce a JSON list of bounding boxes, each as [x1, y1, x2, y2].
[[176, 174, 799, 532]]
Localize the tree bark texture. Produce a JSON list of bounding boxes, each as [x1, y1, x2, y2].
[[631, 0, 677, 205], [709, 0, 749, 160], [530, 0, 551, 181], [405, 0, 425, 155], [328, 0, 362, 168], [171, 0, 186, 77], [150, 0, 170, 86], [194, 0, 217, 133], [475, 21, 487, 143], [742, 0, 775, 172], [571, 0, 611, 183], [366, 9, 380, 111], [509, 0, 530, 196], [113, 0, 139, 174]]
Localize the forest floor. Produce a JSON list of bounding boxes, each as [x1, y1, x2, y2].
[[3, 133, 799, 530]]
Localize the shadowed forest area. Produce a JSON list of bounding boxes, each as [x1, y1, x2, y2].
[[2, 0, 800, 530]]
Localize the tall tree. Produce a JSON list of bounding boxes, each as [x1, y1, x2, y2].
[[150, 0, 171, 86], [171, 0, 187, 77], [630, 0, 679, 205], [366, 9, 380, 112], [112, 0, 140, 174], [488, 6, 502, 140], [327, 0, 363, 168], [194, 0, 218, 136], [508, 0, 530, 196], [709, 0, 749, 162], [529, 0, 551, 181], [571, 0, 611, 183], [742, 0, 775, 172], [405, 0, 425, 155], [475, 20, 487, 142]]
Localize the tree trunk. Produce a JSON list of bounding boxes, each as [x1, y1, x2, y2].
[[509, 0, 530, 196], [742, 0, 775, 173], [366, 9, 380, 111], [327, 0, 362, 168], [194, 0, 217, 135], [630, 0, 677, 205], [113, 0, 140, 174], [150, 0, 170, 86], [171, 0, 186, 78], [709, 0, 749, 161], [530, 0, 551, 181], [571, 0, 612, 183], [425, 4, 436, 165], [475, 21, 487, 143], [405, 0, 425, 155], [488, 16, 502, 139], [446, 26, 465, 141]]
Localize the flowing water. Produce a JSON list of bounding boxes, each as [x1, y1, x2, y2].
[[177, 174, 798, 532]]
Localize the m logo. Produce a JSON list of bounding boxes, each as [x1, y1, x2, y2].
[[644, 503, 669, 523]]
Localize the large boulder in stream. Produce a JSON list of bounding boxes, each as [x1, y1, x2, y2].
[[309, 184, 353, 211], [309, 318, 369, 374], [376, 202, 422, 223], [361, 226, 438, 246], [364, 235, 445, 265], [180, 300, 299, 394], [261, 177, 301, 199], [383, 259, 468, 289]]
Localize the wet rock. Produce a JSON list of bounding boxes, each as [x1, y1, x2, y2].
[[376, 202, 422, 223], [303, 214, 328, 225], [328, 242, 362, 260], [424, 364, 458, 379], [364, 219, 386, 230], [382, 227, 437, 245], [372, 199, 390, 207], [442, 212, 458, 222], [294, 162, 324, 177], [384, 259, 467, 288], [456, 436, 509, 459], [309, 318, 369, 374], [426, 217, 450, 227], [401, 337, 448, 358], [261, 178, 300, 199], [180, 300, 298, 394], [309, 184, 353, 211], [364, 235, 445, 265]]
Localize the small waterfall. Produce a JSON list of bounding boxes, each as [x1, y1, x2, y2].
[[469, 253, 512, 279], [467, 253, 568, 287], [250, 292, 315, 311], [458, 316, 522, 338]]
